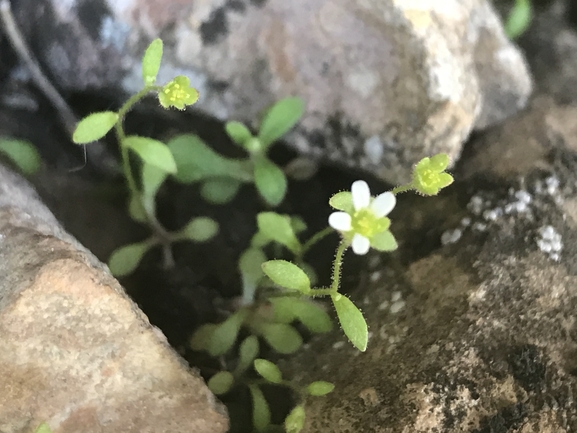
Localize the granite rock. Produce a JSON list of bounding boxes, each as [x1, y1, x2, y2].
[[11, 0, 532, 183]]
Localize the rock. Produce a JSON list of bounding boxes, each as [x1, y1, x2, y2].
[[10, 0, 532, 183], [278, 92, 577, 431], [0, 163, 228, 432]]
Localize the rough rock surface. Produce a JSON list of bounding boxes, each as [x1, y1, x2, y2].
[[0, 164, 228, 432], [12, 0, 531, 183], [279, 93, 577, 432]]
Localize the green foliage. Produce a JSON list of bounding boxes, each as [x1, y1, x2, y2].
[[72, 111, 118, 144], [332, 293, 368, 352], [285, 405, 306, 433], [505, 0, 532, 39], [72, 37, 454, 433], [179, 217, 219, 242], [253, 156, 287, 206], [208, 371, 235, 395], [0, 138, 41, 175], [124, 136, 177, 174], [257, 213, 301, 254], [254, 358, 283, 384], [142, 38, 163, 85], [250, 384, 271, 432], [262, 260, 311, 294], [108, 241, 153, 277], [235, 335, 260, 375], [260, 322, 303, 354], [258, 97, 304, 148], [34, 423, 52, 433], [239, 248, 267, 304]]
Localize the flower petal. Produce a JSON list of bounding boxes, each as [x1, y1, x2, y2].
[[351, 180, 371, 210], [371, 192, 396, 218], [328, 212, 352, 231], [351, 233, 370, 255]]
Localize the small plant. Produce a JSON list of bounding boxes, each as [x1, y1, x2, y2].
[[0, 137, 41, 175], [72, 38, 454, 432], [504, 0, 532, 39]]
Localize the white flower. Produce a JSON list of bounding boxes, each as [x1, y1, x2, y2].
[[328, 180, 396, 255]]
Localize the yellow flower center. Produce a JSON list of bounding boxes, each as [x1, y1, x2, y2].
[[351, 209, 390, 239]]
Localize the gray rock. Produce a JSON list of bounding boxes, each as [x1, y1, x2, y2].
[[0, 163, 228, 432], [11, 0, 532, 183], [278, 93, 577, 431]]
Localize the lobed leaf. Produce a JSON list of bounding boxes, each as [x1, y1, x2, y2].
[[189, 323, 218, 351], [505, 0, 532, 39]]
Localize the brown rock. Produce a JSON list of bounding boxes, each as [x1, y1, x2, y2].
[[0, 164, 228, 432]]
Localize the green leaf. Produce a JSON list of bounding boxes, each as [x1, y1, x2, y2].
[[208, 310, 248, 356], [108, 241, 153, 277], [272, 298, 332, 333], [254, 358, 283, 384], [168, 134, 251, 183], [253, 156, 287, 206], [257, 213, 301, 254], [72, 111, 118, 144], [180, 217, 219, 242], [284, 405, 305, 433], [128, 193, 147, 223], [200, 178, 242, 204], [332, 293, 368, 351], [235, 335, 259, 375], [0, 138, 41, 174], [208, 371, 235, 395], [505, 0, 532, 39], [306, 381, 335, 396], [258, 97, 304, 147], [262, 260, 310, 294], [371, 230, 398, 252], [249, 384, 271, 432], [34, 423, 52, 433], [239, 248, 267, 305], [124, 136, 177, 174], [142, 38, 163, 85], [225, 121, 253, 146], [189, 323, 218, 351], [329, 191, 353, 213], [290, 216, 307, 234], [141, 162, 168, 199], [260, 322, 303, 354]]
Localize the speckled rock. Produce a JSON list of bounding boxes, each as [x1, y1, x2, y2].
[[278, 93, 577, 431], [0, 163, 228, 432], [11, 0, 531, 183]]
